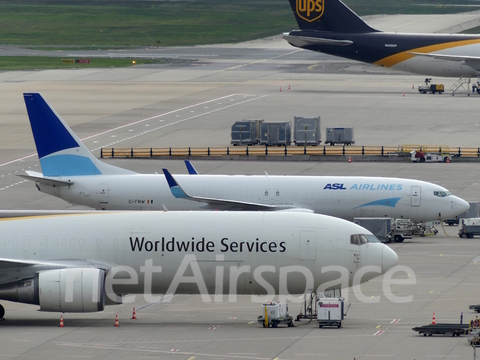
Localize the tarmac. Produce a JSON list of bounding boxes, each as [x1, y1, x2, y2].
[[1, 12, 480, 360]]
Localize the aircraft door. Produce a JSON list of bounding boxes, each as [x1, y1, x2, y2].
[[300, 231, 317, 261], [349, 235, 363, 271], [411, 186, 421, 207]]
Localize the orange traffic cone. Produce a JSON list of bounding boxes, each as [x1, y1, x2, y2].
[[114, 314, 119, 327], [402, 91, 405, 97], [279, 86, 282, 92], [447, 157, 450, 164], [348, 156, 352, 163], [288, 84, 291, 90], [432, 312, 436, 325], [132, 307, 137, 320], [59, 315, 64, 327], [412, 83, 414, 89]]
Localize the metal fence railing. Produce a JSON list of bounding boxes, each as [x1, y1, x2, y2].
[[100, 145, 480, 159]]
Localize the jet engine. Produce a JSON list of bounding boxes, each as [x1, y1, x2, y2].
[[0, 268, 106, 312]]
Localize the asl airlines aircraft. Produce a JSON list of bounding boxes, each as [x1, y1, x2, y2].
[[20, 93, 469, 221], [0, 211, 398, 319], [284, 0, 480, 77]]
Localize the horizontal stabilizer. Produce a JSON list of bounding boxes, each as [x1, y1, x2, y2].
[[18, 171, 73, 186], [283, 34, 353, 48], [162, 168, 309, 212]]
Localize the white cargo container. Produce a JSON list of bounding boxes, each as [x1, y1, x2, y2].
[[317, 297, 345, 328]]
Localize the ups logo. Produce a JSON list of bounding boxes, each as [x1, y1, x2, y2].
[[296, 0, 324, 22]]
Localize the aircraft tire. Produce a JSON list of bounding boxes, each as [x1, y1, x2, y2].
[[0, 304, 4, 320], [443, 157, 448, 163], [394, 235, 403, 243]]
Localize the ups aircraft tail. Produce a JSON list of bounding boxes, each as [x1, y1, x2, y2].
[[23, 93, 134, 178], [287, 0, 377, 33]]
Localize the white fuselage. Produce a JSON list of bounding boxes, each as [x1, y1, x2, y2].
[[38, 175, 468, 221], [0, 211, 397, 295]]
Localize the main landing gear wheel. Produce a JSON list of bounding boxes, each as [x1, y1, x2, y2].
[[0, 304, 5, 320]]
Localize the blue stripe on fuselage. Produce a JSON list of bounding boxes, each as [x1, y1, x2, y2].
[[353, 197, 401, 209]]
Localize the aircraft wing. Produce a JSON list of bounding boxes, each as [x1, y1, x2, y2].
[[283, 34, 353, 48], [18, 170, 73, 186], [409, 52, 480, 71], [162, 169, 313, 213]]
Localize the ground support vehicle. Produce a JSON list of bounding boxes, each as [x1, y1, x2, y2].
[[410, 150, 452, 163], [317, 297, 346, 328], [412, 324, 469, 337], [445, 218, 459, 226], [258, 302, 294, 328], [418, 78, 444, 94], [468, 319, 480, 345], [458, 218, 480, 238], [353, 217, 429, 243], [469, 305, 480, 313]]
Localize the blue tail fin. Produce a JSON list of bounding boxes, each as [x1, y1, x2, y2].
[[24, 93, 134, 177], [287, 0, 377, 33]]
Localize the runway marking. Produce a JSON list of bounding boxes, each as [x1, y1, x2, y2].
[[56, 342, 276, 360], [92, 94, 268, 151], [373, 330, 384, 336], [293, 354, 328, 357], [376, 325, 382, 328], [209, 325, 219, 330], [390, 319, 400, 324]]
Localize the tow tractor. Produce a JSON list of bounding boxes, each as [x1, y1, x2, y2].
[[410, 149, 452, 163], [418, 78, 444, 94]]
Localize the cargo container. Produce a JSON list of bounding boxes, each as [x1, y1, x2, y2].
[[260, 122, 291, 146], [230, 119, 263, 146], [325, 127, 355, 145], [293, 116, 321, 146]]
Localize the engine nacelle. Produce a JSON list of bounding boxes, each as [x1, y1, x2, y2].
[[38, 268, 106, 312]]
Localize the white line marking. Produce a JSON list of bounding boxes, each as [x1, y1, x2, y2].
[[373, 330, 384, 336]]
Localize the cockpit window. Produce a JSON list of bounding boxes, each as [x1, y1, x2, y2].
[[366, 234, 380, 243], [350, 234, 361, 245], [351, 234, 379, 245], [433, 191, 451, 198]]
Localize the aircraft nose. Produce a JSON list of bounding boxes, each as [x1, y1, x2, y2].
[[382, 246, 398, 273], [456, 197, 470, 214]]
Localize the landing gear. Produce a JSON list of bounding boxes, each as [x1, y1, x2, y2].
[[0, 304, 4, 320]]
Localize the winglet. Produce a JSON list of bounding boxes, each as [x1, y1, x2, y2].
[[184, 160, 198, 175], [162, 169, 190, 199]]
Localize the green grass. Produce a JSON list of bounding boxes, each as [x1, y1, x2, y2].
[[0, 0, 478, 48], [0, 56, 171, 70]]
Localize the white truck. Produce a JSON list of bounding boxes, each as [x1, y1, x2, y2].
[[410, 150, 452, 163], [317, 297, 346, 328], [458, 218, 480, 238]]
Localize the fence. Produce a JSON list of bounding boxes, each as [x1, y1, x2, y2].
[[100, 145, 480, 159]]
